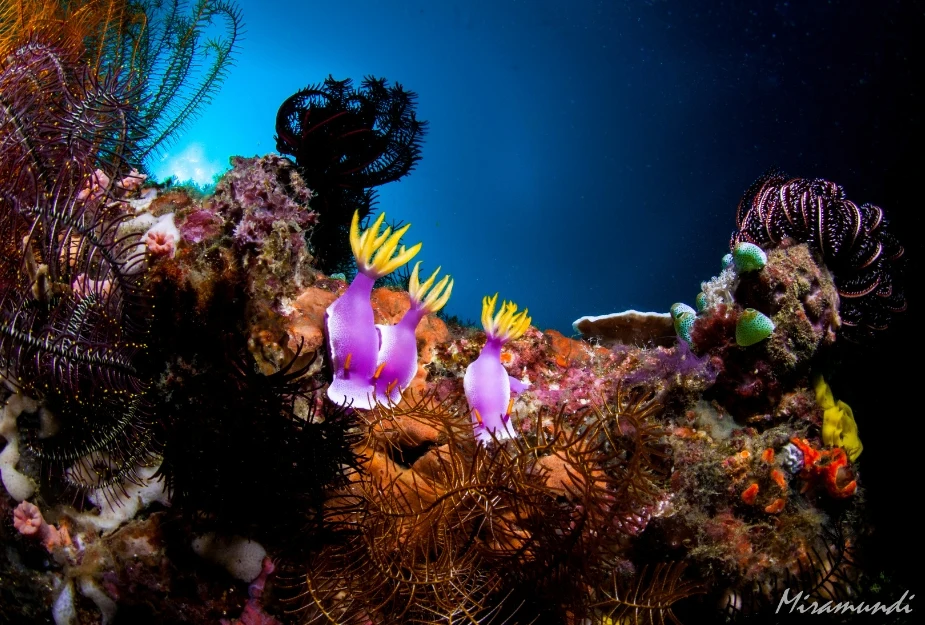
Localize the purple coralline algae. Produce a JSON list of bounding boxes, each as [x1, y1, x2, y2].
[[210, 154, 317, 255]]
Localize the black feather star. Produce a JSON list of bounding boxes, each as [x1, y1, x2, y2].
[[155, 339, 362, 541], [731, 170, 907, 339], [274, 75, 427, 273]]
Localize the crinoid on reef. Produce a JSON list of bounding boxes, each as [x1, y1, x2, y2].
[[155, 340, 362, 541], [731, 169, 907, 341], [0, 0, 242, 497], [275, 75, 428, 274], [714, 519, 864, 624], [279, 385, 702, 624], [0, 37, 156, 492]]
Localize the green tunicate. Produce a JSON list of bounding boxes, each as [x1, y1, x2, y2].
[[695, 292, 708, 312], [671, 303, 697, 343], [732, 242, 767, 272], [736, 308, 775, 346]]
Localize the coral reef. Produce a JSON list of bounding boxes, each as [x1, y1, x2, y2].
[[0, 35, 157, 492], [690, 240, 843, 418], [0, 27, 906, 621]]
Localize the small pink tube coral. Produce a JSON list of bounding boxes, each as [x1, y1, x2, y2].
[[144, 213, 180, 259], [117, 169, 147, 191], [76, 168, 111, 201], [12, 501, 68, 550]]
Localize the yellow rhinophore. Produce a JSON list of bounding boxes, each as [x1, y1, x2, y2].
[[814, 375, 863, 462], [409, 262, 453, 313], [481, 293, 531, 342], [349, 210, 422, 278]]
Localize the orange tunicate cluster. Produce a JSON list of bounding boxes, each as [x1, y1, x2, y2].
[[789, 437, 858, 498]]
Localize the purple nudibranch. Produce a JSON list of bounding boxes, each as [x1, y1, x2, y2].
[[464, 294, 532, 442], [325, 211, 452, 409], [373, 262, 453, 404]]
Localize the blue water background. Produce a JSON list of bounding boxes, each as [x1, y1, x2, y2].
[[164, 0, 917, 335]]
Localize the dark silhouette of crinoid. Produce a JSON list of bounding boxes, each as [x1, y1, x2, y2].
[[280, 385, 698, 624], [275, 75, 428, 274], [731, 169, 907, 340], [591, 562, 704, 625], [155, 338, 362, 543], [0, 37, 156, 492]]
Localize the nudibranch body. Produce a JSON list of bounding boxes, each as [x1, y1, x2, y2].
[[373, 262, 453, 404], [464, 294, 531, 442], [325, 211, 421, 409]]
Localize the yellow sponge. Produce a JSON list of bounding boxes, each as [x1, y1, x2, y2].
[[814, 375, 863, 461]]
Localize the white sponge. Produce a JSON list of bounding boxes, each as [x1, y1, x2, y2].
[[191, 533, 267, 582], [0, 392, 38, 501]]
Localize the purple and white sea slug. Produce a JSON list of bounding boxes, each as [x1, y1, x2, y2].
[[325, 211, 421, 409], [373, 262, 453, 404], [464, 294, 532, 442]]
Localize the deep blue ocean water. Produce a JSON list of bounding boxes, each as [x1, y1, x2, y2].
[[171, 0, 921, 337], [165, 0, 923, 592]]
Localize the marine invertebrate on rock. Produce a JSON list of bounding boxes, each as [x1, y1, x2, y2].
[[12, 501, 70, 551], [814, 375, 862, 461], [670, 302, 697, 344], [0, 1, 241, 171], [124, 0, 243, 166], [618, 340, 719, 410], [0, 0, 139, 61], [593, 562, 703, 624], [144, 213, 181, 258], [325, 211, 421, 409], [732, 170, 907, 339], [210, 155, 317, 255], [372, 262, 453, 404], [697, 258, 739, 312], [733, 242, 841, 369], [275, 75, 427, 273], [0, 37, 157, 491], [464, 294, 531, 442], [788, 438, 857, 498], [695, 291, 708, 312], [157, 341, 360, 539], [221, 556, 281, 625], [780, 441, 804, 475], [732, 241, 767, 272], [735, 308, 775, 347]]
